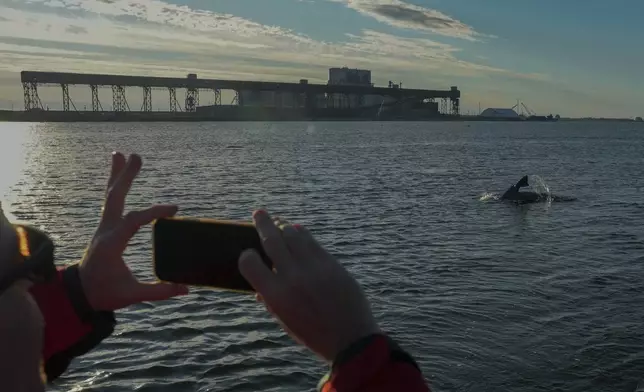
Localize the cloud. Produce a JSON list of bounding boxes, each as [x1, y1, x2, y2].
[[0, 2, 537, 80], [0, 42, 105, 58], [0, 0, 550, 113], [1, 1, 636, 117], [331, 0, 484, 41], [28, 0, 314, 42], [65, 25, 88, 34]]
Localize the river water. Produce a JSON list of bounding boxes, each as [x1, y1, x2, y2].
[[1, 121, 643, 392]]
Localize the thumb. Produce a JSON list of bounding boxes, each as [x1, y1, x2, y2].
[[239, 249, 278, 299], [132, 282, 189, 303]]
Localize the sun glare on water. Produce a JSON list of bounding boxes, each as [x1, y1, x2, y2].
[[0, 123, 31, 209]]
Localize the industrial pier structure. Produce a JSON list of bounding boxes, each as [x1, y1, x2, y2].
[[15, 68, 461, 122]]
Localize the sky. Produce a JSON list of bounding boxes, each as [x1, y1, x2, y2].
[[0, 0, 642, 118]]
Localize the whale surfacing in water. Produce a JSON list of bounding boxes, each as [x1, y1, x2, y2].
[[500, 175, 576, 203]]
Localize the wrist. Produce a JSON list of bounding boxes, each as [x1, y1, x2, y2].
[[61, 264, 96, 322], [329, 324, 381, 363], [319, 333, 421, 392], [332, 331, 383, 369], [332, 331, 420, 371]]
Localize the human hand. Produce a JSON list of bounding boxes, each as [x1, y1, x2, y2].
[[78, 152, 189, 311], [238, 210, 380, 362]]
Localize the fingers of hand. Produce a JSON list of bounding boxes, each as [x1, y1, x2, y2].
[[272, 217, 289, 230], [106, 152, 126, 190], [280, 224, 312, 260], [253, 210, 293, 270], [102, 154, 142, 226], [239, 249, 279, 300], [265, 214, 324, 266], [115, 205, 178, 245]]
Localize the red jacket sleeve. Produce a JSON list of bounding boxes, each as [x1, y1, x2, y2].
[[318, 334, 430, 392], [29, 264, 116, 382]]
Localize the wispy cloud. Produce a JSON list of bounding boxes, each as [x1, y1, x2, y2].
[[0, 0, 555, 114], [0, 42, 105, 58], [330, 0, 485, 41], [0, 0, 638, 117], [0, 1, 536, 83], [64, 25, 88, 35], [26, 0, 314, 42]]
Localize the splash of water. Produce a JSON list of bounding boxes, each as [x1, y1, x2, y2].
[[478, 175, 559, 203], [529, 175, 549, 194], [479, 192, 499, 201], [478, 175, 556, 203], [529, 175, 553, 202]]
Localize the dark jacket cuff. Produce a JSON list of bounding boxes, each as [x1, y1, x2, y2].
[[43, 264, 116, 382], [333, 333, 420, 372], [318, 333, 420, 391], [61, 263, 98, 323]]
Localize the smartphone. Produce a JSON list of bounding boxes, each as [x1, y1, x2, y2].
[[152, 216, 272, 293]]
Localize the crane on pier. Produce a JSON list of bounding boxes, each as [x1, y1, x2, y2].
[[511, 100, 536, 118]]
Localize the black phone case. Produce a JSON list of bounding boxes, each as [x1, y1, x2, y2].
[[152, 216, 272, 293]]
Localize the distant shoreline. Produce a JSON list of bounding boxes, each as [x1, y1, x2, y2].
[[0, 109, 641, 123]]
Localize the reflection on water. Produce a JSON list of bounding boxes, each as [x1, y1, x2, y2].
[[1, 121, 643, 392], [0, 123, 34, 222], [0, 123, 31, 199]]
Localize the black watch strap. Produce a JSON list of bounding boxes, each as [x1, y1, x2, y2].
[[45, 264, 117, 382], [333, 333, 420, 372], [61, 263, 96, 323]]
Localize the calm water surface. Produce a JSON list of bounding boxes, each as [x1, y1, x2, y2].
[[1, 121, 644, 392]]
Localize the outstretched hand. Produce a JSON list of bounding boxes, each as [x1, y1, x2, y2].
[[78, 152, 189, 311], [238, 210, 380, 362]]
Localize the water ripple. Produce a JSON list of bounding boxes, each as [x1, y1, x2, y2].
[[1, 121, 644, 391]]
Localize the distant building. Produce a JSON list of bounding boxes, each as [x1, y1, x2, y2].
[[326, 67, 400, 108], [327, 67, 383, 107], [328, 67, 372, 86], [479, 108, 520, 119]]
